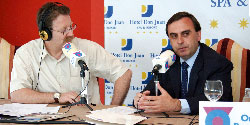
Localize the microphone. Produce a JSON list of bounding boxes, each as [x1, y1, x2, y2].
[[152, 50, 176, 73], [62, 42, 92, 110], [152, 50, 176, 97], [62, 42, 86, 68]]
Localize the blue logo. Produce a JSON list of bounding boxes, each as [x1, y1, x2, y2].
[[165, 62, 169, 69], [141, 5, 153, 17], [105, 79, 110, 83], [162, 39, 173, 52], [73, 51, 82, 57], [205, 38, 218, 47], [63, 42, 72, 51], [172, 54, 176, 62], [204, 107, 233, 125], [121, 39, 133, 51], [165, 54, 176, 69], [142, 72, 153, 84], [64, 43, 71, 49], [104, 6, 113, 18]]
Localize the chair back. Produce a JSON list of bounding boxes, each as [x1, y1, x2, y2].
[[211, 38, 250, 102], [0, 37, 15, 99]]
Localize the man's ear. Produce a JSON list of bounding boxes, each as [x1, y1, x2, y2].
[[196, 30, 201, 41]]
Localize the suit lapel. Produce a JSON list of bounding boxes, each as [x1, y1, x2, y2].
[[169, 59, 182, 98], [187, 44, 204, 96]]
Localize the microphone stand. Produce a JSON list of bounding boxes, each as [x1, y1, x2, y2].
[[152, 69, 169, 118], [152, 67, 160, 96], [62, 60, 93, 111], [153, 71, 159, 96], [62, 96, 93, 111]]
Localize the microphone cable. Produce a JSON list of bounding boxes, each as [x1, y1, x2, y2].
[[63, 71, 91, 113], [134, 93, 169, 119], [189, 114, 198, 125], [32, 40, 45, 91]]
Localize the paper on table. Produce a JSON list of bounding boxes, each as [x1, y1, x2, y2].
[[0, 103, 60, 117], [86, 106, 146, 125], [86, 118, 120, 125], [90, 106, 137, 115], [86, 111, 146, 125], [18, 113, 73, 122]]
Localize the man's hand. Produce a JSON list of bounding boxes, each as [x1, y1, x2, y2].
[[10, 88, 82, 104], [133, 91, 150, 108], [138, 83, 181, 113], [59, 91, 81, 104]]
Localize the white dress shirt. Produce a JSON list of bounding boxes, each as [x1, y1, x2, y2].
[[10, 37, 128, 104], [179, 46, 200, 114]]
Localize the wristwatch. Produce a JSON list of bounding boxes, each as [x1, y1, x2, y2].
[[53, 93, 61, 103]]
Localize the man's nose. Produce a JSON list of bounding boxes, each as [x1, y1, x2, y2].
[[177, 37, 184, 44], [66, 29, 74, 36]]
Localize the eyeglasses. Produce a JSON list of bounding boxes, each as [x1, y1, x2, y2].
[[51, 23, 77, 35]]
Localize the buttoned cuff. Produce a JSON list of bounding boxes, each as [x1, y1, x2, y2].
[[179, 99, 191, 114]]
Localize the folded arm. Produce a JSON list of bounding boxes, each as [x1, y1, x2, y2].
[[11, 88, 81, 104]]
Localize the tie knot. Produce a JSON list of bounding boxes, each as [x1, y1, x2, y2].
[[182, 62, 189, 69]]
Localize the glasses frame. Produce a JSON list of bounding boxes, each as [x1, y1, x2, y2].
[[51, 23, 77, 35]]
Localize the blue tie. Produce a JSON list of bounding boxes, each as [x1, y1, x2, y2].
[[181, 62, 189, 98]]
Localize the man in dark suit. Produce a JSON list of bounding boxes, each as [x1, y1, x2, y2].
[[133, 12, 233, 115]]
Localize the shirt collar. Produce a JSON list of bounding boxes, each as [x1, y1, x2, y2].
[[39, 40, 49, 60], [39, 40, 66, 62], [180, 45, 200, 68], [40, 38, 78, 62]]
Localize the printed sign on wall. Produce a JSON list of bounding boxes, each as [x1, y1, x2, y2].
[[104, 0, 249, 106]]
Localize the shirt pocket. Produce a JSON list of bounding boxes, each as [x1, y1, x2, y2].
[[70, 66, 81, 77], [69, 76, 82, 92], [69, 67, 82, 92]]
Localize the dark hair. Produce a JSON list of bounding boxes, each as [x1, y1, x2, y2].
[[37, 2, 70, 30], [166, 12, 201, 36]]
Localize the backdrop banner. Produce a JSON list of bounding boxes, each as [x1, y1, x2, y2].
[[104, 0, 250, 106]]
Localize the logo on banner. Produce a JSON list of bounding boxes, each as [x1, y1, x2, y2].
[[129, 72, 149, 92], [105, 79, 110, 83], [141, 5, 153, 17], [211, 0, 232, 7], [204, 107, 233, 125], [104, 6, 113, 18], [162, 39, 173, 51], [204, 39, 218, 47], [104, 79, 114, 95], [142, 72, 153, 84], [121, 39, 133, 51]]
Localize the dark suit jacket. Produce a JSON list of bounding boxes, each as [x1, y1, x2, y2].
[[143, 43, 233, 115]]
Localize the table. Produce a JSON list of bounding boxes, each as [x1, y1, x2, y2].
[[0, 99, 199, 124]]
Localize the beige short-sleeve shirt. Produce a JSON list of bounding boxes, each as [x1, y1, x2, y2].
[[10, 37, 128, 104]]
